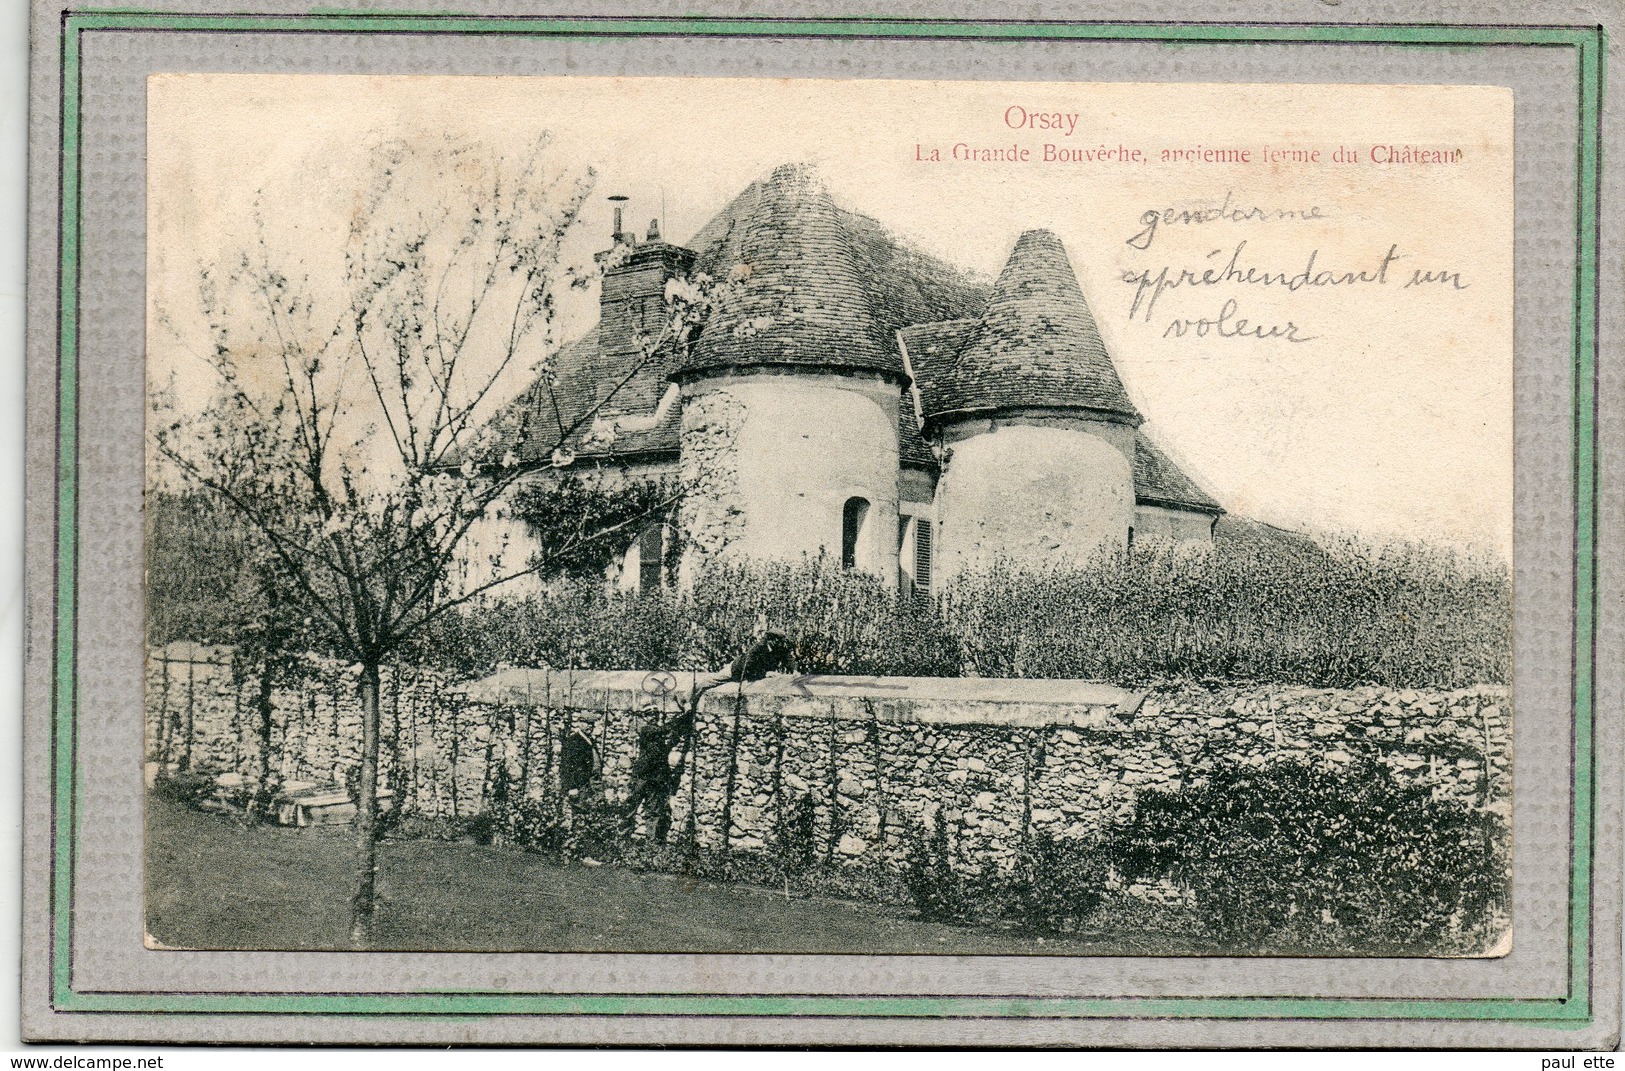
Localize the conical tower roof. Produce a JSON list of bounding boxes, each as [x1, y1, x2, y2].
[[912, 229, 1140, 425], [678, 164, 984, 380]]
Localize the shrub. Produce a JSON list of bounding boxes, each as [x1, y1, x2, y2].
[[507, 474, 679, 582], [941, 536, 1509, 688], [405, 578, 692, 677], [687, 558, 962, 676], [448, 810, 498, 846], [146, 491, 260, 648], [901, 814, 971, 923], [1007, 834, 1110, 933], [416, 558, 962, 678], [564, 791, 626, 863], [384, 534, 1511, 689], [1107, 756, 1509, 954], [508, 800, 569, 855], [774, 793, 819, 878], [902, 822, 1112, 934], [152, 769, 218, 809]]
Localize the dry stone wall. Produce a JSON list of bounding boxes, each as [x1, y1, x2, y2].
[[146, 644, 461, 804], [147, 648, 1509, 876]]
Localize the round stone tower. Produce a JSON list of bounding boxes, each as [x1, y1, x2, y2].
[[672, 165, 903, 583], [914, 229, 1142, 582]]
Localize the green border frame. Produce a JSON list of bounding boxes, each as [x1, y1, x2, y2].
[[48, 11, 1604, 1027]]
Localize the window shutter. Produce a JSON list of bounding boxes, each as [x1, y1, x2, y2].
[[913, 519, 933, 596], [638, 525, 664, 593]]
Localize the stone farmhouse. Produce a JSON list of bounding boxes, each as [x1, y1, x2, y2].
[[476, 163, 1222, 597]]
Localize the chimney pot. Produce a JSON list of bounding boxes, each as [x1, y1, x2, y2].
[[607, 194, 630, 243]]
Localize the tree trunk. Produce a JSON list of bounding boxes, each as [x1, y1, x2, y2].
[[256, 660, 275, 791], [721, 695, 742, 862], [157, 655, 173, 768], [182, 658, 196, 771], [351, 661, 382, 947]]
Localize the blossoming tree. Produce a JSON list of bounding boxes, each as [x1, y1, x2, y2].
[[152, 133, 721, 944]]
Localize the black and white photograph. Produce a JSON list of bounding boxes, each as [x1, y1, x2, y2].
[[141, 73, 1516, 960]]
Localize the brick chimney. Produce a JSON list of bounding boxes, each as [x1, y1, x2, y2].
[[596, 202, 698, 366]]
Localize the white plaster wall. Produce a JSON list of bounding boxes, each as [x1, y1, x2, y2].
[[935, 424, 1133, 581], [454, 461, 679, 600], [611, 533, 642, 593], [450, 502, 548, 601], [681, 373, 901, 583], [899, 466, 937, 506], [1133, 503, 1217, 544]]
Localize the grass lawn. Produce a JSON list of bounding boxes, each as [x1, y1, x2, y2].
[[145, 796, 1193, 954]]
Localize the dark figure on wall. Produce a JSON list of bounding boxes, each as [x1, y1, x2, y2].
[[727, 631, 794, 683], [559, 725, 596, 795], [621, 631, 797, 841], [624, 708, 693, 843]]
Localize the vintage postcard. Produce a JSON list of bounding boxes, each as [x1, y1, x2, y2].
[[24, 5, 1619, 1049], [143, 73, 1515, 959]]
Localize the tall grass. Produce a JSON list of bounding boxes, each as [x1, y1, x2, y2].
[[418, 535, 1508, 689], [409, 578, 695, 674], [416, 558, 959, 678], [686, 557, 962, 677], [943, 537, 1509, 687]]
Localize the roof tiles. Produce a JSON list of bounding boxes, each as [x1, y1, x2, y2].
[[1133, 431, 1223, 513], [482, 164, 1218, 512], [911, 229, 1140, 425], [680, 163, 987, 379]]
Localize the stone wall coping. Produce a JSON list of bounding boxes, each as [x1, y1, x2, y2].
[[457, 669, 1508, 731], [465, 667, 711, 704], [744, 673, 1136, 707], [463, 668, 1142, 723], [465, 667, 1135, 704], [151, 641, 236, 665]]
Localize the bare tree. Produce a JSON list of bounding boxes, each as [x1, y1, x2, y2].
[[152, 133, 722, 944]]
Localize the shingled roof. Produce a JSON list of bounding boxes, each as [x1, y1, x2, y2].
[[906, 229, 1140, 426], [478, 327, 684, 466], [482, 162, 988, 465], [481, 164, 1219, 514], [1133, 431, 1223, 513], [898, 319, 975, 420], [679, 163, 988, 379]]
